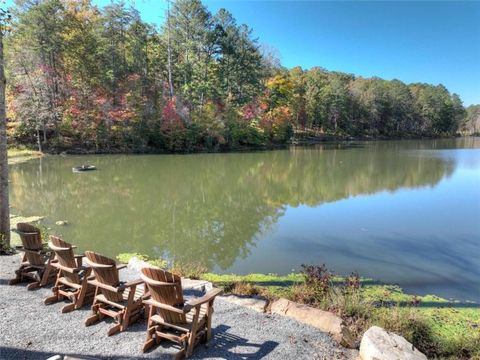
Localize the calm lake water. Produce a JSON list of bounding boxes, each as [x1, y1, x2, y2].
[[9, 138, 480, 301]]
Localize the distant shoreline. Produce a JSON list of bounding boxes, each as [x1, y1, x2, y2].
[[9, 134, 474, 158]]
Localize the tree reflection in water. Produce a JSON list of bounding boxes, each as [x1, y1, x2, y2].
[[9, 139, 470, 271]]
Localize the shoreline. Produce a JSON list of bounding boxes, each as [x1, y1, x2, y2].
[[8, 134, 472, 158]]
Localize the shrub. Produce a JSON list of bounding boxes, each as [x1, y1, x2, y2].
[[116, 252, 149, 264], [371, 307, 440, 358], [223, 109, 267, 147], [0, 233, 13, 255], [301, 263, 332, 298], [223, 281, 261, 297], [170, 261, 208, 280]]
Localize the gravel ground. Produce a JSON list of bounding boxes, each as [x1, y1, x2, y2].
[[0, 254, 358, 360]]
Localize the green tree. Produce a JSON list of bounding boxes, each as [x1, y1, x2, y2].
[[214, 8, 263, 105]]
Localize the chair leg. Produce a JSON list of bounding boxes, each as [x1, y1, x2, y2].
[[9, 267, 23, 285], [85, 313, 100, 326], [85, 303, 101, 326], [61, 303, 76, 313], [75, 284, 88, 310], [76, 269, 93, 310], [27, 281, 40, 290], [175, 343, 187, 360], [206, 304, 214, 342], [44, 275, 62, 305], [121, 309, 131, 332], [39, 263, 54, 288], [8, 277, 21, 285], [142, 326, 157, 353], [107, 323, 122, 336], [186, 308, 200, 357]]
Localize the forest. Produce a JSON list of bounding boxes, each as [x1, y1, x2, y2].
[[4, 0, 471, 153]]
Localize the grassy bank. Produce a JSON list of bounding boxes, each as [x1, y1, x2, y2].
[[116, 253, 479, 359], [7, 148, 43, 165], [203, 272, 479, 359]]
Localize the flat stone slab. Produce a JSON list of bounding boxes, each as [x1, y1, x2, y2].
[[220, 295, 268, 312], [271, 298, 356, 348], [359, 326, 427, 360]]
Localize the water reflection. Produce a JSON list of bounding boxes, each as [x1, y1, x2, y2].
[[8, 138, 480, 300]]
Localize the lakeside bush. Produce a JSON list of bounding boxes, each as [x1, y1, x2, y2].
[[208, 264, 480, 359], [170, 261, 209, 280]]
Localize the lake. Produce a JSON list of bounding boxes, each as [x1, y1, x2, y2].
[[8, 138, 480, 301]]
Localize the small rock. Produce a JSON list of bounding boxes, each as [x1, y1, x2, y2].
[[359, 326, 427, 360], [127, 256, 151, 273], [46, 356, 62, 360], [220, 295, 268, 312], [270, 298, 356, 348], [55, 220, 68, 226], [182, 278, 214, 292]]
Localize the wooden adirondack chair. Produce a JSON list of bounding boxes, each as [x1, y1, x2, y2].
[[83, 251, 145, 336], [44, 236, 95, 313], [140, 267, 222, 358], [9, 223, 57, 290]]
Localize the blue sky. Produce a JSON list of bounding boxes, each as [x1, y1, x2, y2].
[[9, 0, 480, 105], [117, 0, 480, 106]]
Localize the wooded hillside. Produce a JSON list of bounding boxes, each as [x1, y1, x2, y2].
[[4, 0, 472, 153]]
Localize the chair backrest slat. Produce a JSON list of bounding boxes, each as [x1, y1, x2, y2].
[[49, 236, 79, 284], [85, 251, 122, 302], [141, 267, 186, 324], [17, 223, 44, 266]]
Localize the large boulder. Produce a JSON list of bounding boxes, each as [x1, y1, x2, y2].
[[270, 298, 356, 348], [359, 326, 427, 360]]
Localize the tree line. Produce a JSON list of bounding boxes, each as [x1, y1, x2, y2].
[[3, 0, 473, 153]]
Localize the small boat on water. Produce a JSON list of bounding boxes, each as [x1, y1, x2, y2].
[[72, 165, 97, 173]]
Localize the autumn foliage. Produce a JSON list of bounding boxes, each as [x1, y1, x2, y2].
[[4, 0, 468, 153]]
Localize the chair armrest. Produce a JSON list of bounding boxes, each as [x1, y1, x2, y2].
[[22, 248, 43, 255], [88, 279, 123, 293], [117, 264, 127, 270], [143, 298, 186, 314], [74, 254, 84, 258], [53, 262, 89, 274], [16, 246, 50, 255], [17, 231, 40, 236], [84, 258, 115, 268], [119, 278, 143, 290], [184, 288, 223, 312]]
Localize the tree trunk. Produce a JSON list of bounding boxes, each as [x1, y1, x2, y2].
[[0, 29, 10, 247]]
